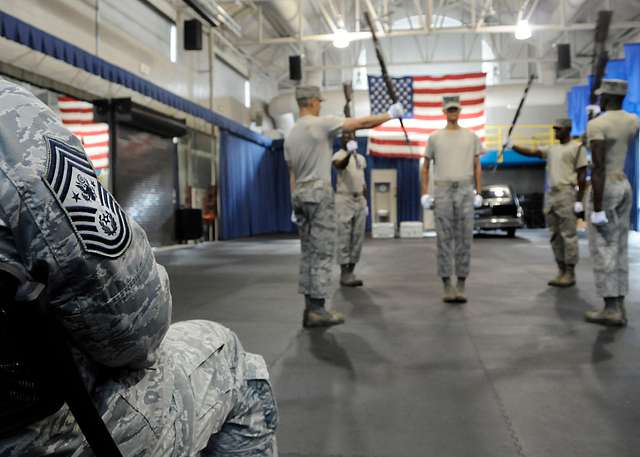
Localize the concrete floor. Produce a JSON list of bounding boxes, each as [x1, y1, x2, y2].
[[156, 230, 640, 457]]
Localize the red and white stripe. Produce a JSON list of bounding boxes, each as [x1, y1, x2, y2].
[[58, 97, 110, 170], [368, 72, 487, 159]]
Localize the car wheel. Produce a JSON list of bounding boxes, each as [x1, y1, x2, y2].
[[506, 228, 516, 238]]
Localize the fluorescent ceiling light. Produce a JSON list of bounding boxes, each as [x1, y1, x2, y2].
[[170, 24, 177, 63], [514, 17, 532, 40], [333, 29, 350, 48]]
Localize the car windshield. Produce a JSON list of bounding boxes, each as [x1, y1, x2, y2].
[[481, 187, 511, 199]]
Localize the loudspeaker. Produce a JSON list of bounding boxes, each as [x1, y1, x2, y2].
[[289, 55, 302, 81], [184, 19, 203, 51], [175, 208, 203, 241], [557, 44, 571, 71]]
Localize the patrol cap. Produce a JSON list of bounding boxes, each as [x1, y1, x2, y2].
[[443, 95, 461, 110], [552, 118, 572, 129], [295, 85, 325, 101], [595, 79, 628, 96]]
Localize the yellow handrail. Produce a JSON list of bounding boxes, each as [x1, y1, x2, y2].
[[484, 124, 558, 151]]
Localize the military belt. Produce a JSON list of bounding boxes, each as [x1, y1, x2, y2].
[[336, 192, 364, 198], [434, 178, 474, 188]]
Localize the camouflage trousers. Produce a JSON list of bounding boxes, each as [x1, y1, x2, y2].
[[292, 181, 336, 299], [335, 194, 367, 265], [588, 176, 632, 298], [545, 186, 579, 266], [433, 180, 474, 278], [0, 321, 278, 457]]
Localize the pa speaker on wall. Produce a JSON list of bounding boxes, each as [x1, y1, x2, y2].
[[557, 44, 571, 71], [289, 55, 302, 81], [184, 19, 203, 51]]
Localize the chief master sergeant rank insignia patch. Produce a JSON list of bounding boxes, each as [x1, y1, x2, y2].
[[43, 136, 132, 258]]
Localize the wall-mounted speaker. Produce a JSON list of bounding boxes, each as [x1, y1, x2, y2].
[[184, 19, 203, 51], [289, 55, 302, 81], [557, 44, 571, 71]]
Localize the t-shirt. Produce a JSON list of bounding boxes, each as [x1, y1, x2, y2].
[[540, 141, 588, 188], [587, 110, 640, 175], [284, 115, 344, 186], [424, 128, 482, 181], [332, 150, 367, 194]]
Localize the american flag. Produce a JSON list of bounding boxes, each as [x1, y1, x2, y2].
[[58, 97, 110, 170], [367, 72, 487, 159]]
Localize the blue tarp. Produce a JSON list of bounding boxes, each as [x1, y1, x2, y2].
[[0, 10, 271, 147], [480, 149, 545, 168]]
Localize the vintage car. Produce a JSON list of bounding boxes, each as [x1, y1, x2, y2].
[[474, 184, 525, 237]]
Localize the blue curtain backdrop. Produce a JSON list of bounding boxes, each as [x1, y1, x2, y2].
[[219, 133, 293, 240]]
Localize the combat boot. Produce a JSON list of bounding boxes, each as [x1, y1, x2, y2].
[[442, 278, 456, 303], [618, 296, 628, 326], [584, 297, 626, 327], [340, 264, 363, 287], [303, 298, 345, 328], [454, 277, 467, 303], [548, 262, 566, 287], [555, 264, 576, 287]]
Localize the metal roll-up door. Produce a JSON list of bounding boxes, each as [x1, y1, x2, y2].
[[115, 125, 178, 247]]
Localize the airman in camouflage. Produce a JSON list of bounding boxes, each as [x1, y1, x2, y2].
[[285, 85, 403, 327], [0, 79, 278, 456], [421, 96, 484, 303], [333, 142, 367, 287], [512, 118, 588, 287], [584, 79, 640, 326]]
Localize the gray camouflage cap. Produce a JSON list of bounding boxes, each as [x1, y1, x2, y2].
[[295, 85, 325, 101], [552, 118, 572, 129], [443, 95, 461, 110], [595, 79, 628, 96]]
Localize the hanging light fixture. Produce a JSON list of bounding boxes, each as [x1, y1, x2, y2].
[[514, 12, 532, 40], [333, 28, 350, 48]]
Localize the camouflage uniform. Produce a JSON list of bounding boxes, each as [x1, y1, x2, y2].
[[586, 109, 639, 298], [587, 175, 632, 297], [291, 181, 336, 298], [433, 180, 475, 278], [334, 151, 367, 266], [541, 141, 588, 267], [285, 114, 344, 300], [0, 79, 277, 456]]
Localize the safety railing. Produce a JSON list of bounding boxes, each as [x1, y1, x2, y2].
[[484, 124, 556, 151]]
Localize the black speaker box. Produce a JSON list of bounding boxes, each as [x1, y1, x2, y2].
[[184, 19, 203, 51], [175, 209, 203, 241], [557, 44, 571, 71], [289, 55, 302, 81]]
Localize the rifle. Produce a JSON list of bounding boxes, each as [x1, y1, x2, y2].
[[363, 11, 411, 146], [493, 73, 535, 172], [588, 10, 613, 121]]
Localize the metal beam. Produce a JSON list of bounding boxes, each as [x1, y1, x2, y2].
[[302, 56, 557, 72], [238, 21, 640, 45]]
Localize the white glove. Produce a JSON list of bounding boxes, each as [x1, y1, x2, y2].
[[421, 194, 434, 209], [586, 104, 601, 117], [387, 102, 405, 119], [365, 206, 369, 217], [291, 210, 297, 224], [474, 194, 483, 208], [590, 210, 608, 225], [574, 201, 584, 214], [346, 140, 358, 152]]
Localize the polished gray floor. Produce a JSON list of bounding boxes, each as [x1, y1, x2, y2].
[[156, 230, 640, 457]]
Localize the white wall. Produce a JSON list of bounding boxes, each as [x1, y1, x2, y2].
[[0, 0, 266, 126]]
